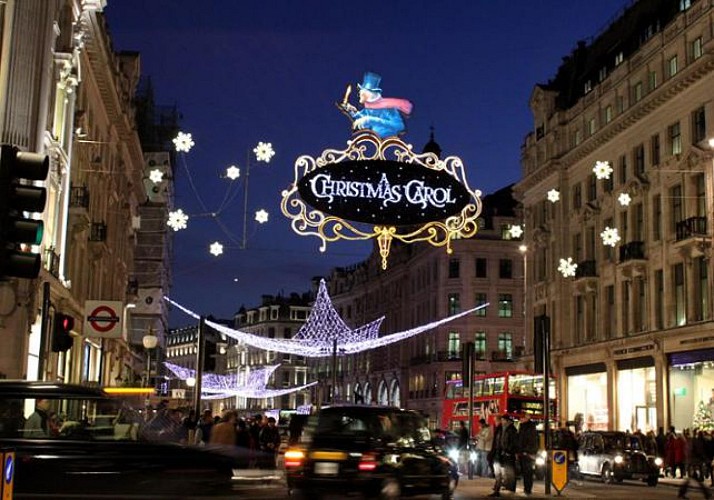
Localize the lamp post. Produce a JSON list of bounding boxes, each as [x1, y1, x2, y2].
[[142, 327, 158, 388]]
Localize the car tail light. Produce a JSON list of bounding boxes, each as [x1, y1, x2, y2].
[[358, 452, 378, 472], [284, 449, 305, 468]]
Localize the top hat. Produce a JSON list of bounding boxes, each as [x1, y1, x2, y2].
[[358, 72, 382, 93]]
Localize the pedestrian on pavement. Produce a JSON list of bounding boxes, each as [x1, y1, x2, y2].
[[489, 415, 517, 497], [476, 418, 493, 477], [458, 421, 470, 473], [258, 417, 282, 469], [209, 410, 237, 446], [487, 415, 503, 480], [194, 409, 214, 445], [517, 412, 538, 495]]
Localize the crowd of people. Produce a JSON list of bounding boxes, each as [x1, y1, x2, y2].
[[140, 402, 290, 469]]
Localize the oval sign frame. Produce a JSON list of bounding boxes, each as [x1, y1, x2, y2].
[[297, 159, 471, 225]]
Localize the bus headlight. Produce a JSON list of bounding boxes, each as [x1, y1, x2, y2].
[[614, 455, 624, 464]]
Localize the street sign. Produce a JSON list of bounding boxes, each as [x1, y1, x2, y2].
[[84, 300, 123, 338], [551, 449, 569, 493], [1, 449, 14, 500]]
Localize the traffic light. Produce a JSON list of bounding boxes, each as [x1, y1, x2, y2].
[[0, 144, 49, 279], [52, 312, 75, 352], [203, 338, 217, 372]]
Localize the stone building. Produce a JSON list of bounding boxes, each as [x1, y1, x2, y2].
[[516, 0, 714, 432]]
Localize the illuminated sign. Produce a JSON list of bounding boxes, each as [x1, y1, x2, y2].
[[297, 160, 470, 225], [282, 72, 483, 269]]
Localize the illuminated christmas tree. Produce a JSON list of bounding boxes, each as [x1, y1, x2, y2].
[[692, 400, 714, 431]]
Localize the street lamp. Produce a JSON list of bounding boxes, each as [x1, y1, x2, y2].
[[142, 328, 158, 388]]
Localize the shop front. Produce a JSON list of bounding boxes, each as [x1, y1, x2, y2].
[[668, 348, 714, 432], [616, 357, 656, 433], [566, 363, 608, 432]]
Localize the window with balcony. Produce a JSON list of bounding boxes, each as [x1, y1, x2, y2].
[[692, 106, 706, 144], [615, 52, 624, 66], [693, 37, 703, 60], [572, 183, 582, 209], [599, 67, 608, 82], [668, 55, 678, 77], [633, 203, 644, 241], [674, 263, 686, 326], [670, 184, 683, 234], [604, 105, 613, 124], [648, 71, 658, 91], [695, 257, 709, 322], [622, 280, 631, 335], [474, 293, 487, 317], [448, 258, 460, 279], [499, 259, 513, 279], [605, 285, 615, 339], [655, 270, 664, 330], [668, 122, 682, 155], [653, 194, 662, 241], [497, 333, 513, 359], [573, 232, 582, 262], [474, 331, 486, 360], [587, 117, 597, 136], [633, 81, 643, 103], [573, 129, 582, 146], [575, 295, 584, 344], [618, 155, 627, 185], [448, 293, 460, 315], [587, 174, 597, 202], [475, 257, 487, 278], [447, 331, 460, 359], [498, 294, 513, 318], [633, 144, 645, 176], [636, 277, 646, 332]]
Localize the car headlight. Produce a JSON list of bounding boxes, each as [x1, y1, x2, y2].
[[448, 449, 460, 462], [654, 457, 663, 466], [536, 457, 545, 466], [614, 455, 623, 464]]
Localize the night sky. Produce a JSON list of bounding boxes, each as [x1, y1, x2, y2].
[[104, 0, 631, 324]]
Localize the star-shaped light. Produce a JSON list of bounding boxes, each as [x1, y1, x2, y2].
[[557, 257, 578, 278], [226, 165, 240, 180], [173, 131, 195, 153], [547, 189, 560, 203], [618, 192, 632, 206], [209, 241, 224, 256], [508, 224, 524, 239], [253, 141, 275, 163], [255, 209, 269, 224], [600, 226, 621, 247], [149, 169, 164, 184], [167, 209, 189, 231], [593, 160, 613, 180]]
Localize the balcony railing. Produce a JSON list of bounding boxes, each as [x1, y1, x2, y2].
[[69, 185, 90, 209], [575, 260, 597, 278], [676, 216, 707, 241], [619, 241, 646, 262], [89, 222, 107, 242]]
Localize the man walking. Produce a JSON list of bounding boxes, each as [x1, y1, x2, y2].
[[517, 413, 538, 495], [476, 418, 493, 477]]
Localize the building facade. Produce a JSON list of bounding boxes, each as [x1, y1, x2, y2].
[[516, 0, 714, 433], [0, 1, 172, 386], [326, 183, 526, 429]]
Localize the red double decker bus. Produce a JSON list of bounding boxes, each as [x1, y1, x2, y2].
[[441, 370, 556, 432]]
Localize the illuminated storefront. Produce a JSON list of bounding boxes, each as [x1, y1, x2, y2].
[[616, 358, 656, 432], [566, 363, 608, 431], [668, 349, 714, 432]]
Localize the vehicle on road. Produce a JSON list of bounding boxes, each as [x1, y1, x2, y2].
[[577, 430, 660, 486], [284, 405, 458, 499], [0, 380, 241, 497]]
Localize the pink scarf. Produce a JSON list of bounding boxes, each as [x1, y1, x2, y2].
[[364, 97, 413, 115]]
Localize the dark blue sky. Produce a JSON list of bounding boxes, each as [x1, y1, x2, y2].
[[105, 0, 630, 323]]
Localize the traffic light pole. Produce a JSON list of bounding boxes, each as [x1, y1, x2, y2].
[[37, 281, 50, 380], [543, 318, 552, 496]]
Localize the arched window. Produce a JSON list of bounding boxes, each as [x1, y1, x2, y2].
[[364, 383, 372, 405], [390, 379, 400, 407], [378, 380, 389, 406]]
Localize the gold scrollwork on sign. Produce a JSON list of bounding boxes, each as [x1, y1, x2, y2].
[[281, 131, 483, 269]]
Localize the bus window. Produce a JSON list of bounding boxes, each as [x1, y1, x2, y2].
[[493, 376, 505, 395], [473, 380, 484, 398]]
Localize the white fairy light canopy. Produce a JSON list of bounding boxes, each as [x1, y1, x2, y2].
[[165, 279, 489, 357]]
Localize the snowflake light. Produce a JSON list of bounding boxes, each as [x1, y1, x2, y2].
[[618, 192, 632, 206], [165, 279, 490, 357], [255, 209, 269, 224], [508, 224, 524, 239], [209, 241, 224, 256], [167, 209, 189, 231], [173, 131, 195, 153], [558, 257, 578, 278], [253, 141, 275, 163], [547, 189, 560, 203], [149, 169, 164, 184], [226, 165, 240, 180], [593, 160, 613, 180], [600, 226, 621, 247]]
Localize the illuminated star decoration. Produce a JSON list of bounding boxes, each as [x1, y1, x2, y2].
[[226, 165, 240, 180], [547, 189, 560, 203], [167, 209, 189, 231], [209, 241, 224, 256], [253, 141, 275, 163], [600, 226, 621, 247], [165, 279, 489, 357], [593, 160, 613, 180], [558, 257, 578, 278], [172, 131, 195, 153], [149, 169, 164, 184], [255, 209, 269, 224], [618, 192, 632, 206], [508, 224, 524, 239]]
